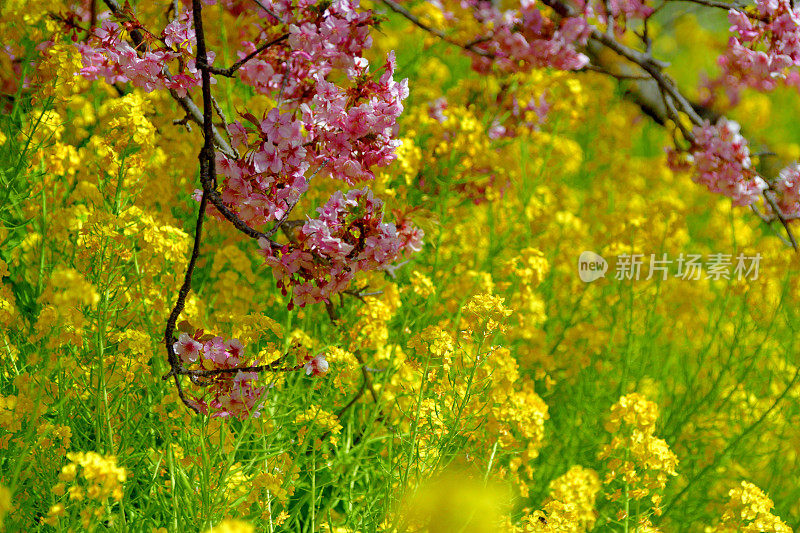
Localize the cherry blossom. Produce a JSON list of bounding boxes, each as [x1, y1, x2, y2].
[[258, 188, 423, 309], [304, 353, 330, 376], [669, 119, 767, 206], [774, 164, 800, 217], [76, 12, 212, 98], [177, 332, 268, 419], [237, 0, 376, 102], [708, 0, 800, 102], [212, 51, 408, 234], [464, 0, 591, 74], [173, 332, 203, 364]]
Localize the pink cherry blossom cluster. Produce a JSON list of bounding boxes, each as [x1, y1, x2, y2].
[[68, 1, 419, 307], [211, 52, 408, 226], [212, 108, 310, 227], [669, 119, 767, 206], [300, 53, 409, 183], [173, 332, 267, 419], [428, 98, 449, 123], [258, 187, 424, 309], [238, 0, 376, 102], [163, 9, 196, 52], [774, 164, 800, 217], [709, 0, 800, 102], [77, 12, 212, 97], [462, 0, 591, 74]]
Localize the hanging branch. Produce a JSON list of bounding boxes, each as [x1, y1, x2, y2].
[[159, 0, 312, 412]]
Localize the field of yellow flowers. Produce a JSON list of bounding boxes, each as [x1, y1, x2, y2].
[[2, 2, 800, 532]]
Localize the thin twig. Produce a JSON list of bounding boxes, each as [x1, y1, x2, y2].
[[250, 0, 285, 23], [582, 64, 651, 80], [379, 0, 492, 57], [668, 0, 749, 10], [170, 89, 236, 157], [206, 34, 289, 77], [173, 112, 193, 132], [762, 190, 799, 251]]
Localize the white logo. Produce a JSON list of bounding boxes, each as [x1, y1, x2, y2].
[[578, 251, 608, 282]]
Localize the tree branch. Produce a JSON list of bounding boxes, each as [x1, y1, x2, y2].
[[207, 34, 289, 77], [379, 0, 492, 57]]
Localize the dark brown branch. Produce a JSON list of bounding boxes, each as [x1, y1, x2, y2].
[[159, 0, 225, 413], [207, 34, 290, 77], [336, 377, 368, 419], [668, 0, 749, 10], [90, 0, 98, 32], [100, 0, 282, 249], [250, 0, 285, 23], [184, 361, 306, 378], [762, 190, 799, 251], [171, 90, 236, 157], [342, 286, 384, 304], [751, 204, 795, 248], [173, 112, 193, 132], [161, 0, 286, 415], [162, 189, 209, 414], [354, 351, 379, 404]]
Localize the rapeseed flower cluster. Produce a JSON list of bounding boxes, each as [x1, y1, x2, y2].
[[46, 452, 128, 529], [599, 394, 678, 518]]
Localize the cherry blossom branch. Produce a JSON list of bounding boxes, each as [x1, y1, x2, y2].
[[668, 0, 749, 10], [160, 0, 305, 415], [160, 0, 224, 413], [171, 90, 236, 157], [250, 0, 285, 23], [542, 0, 704, 129], [90, 0, 98, 32], [751, 204, 796, 247], [343, 287, 384, 302], [100, 0, 238, 158], [390, 0, 799, 249], [185, 360, 306, 378], [762, 189, 799, 251], [207, 34, 289, 77], [77, 0, 418, 416]]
